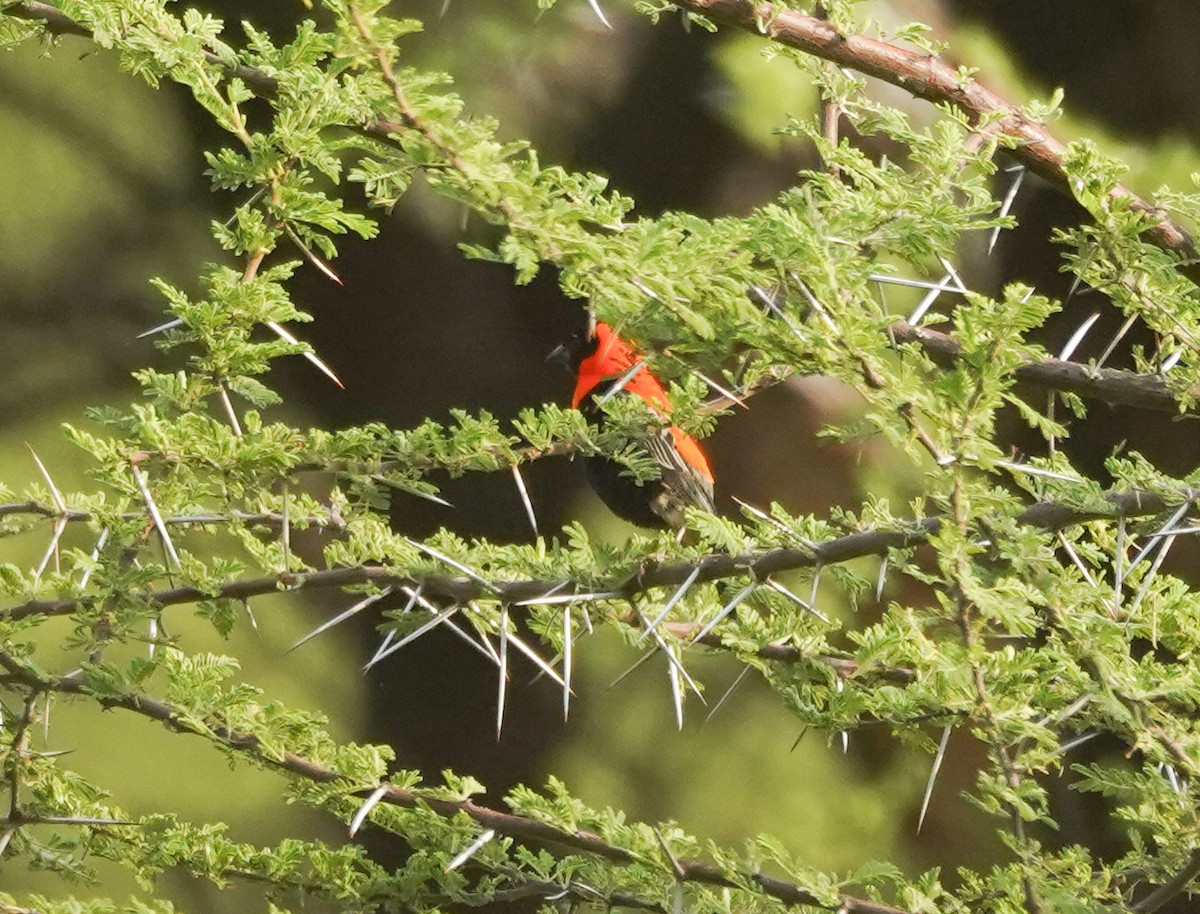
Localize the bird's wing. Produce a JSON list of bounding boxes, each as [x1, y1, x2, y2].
[[645, 427, 716, 515]]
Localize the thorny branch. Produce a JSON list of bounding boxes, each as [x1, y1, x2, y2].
[[0, 650, 905, 914], [12, 0, 1192, 259], [670, 0, 1194, 259], [7, 3, 1200, 426], [0, 484, 1188, 622]]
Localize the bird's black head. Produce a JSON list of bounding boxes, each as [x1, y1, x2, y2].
[[546, 322, 599, 374]]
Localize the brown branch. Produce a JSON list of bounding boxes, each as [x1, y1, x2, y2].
[[0, 655, 905, 914], [673, 0, 1194, 259], [12, 0, 1193, 261], [1, 484, 1184, 624], [1132, 847, 1200, 913], [9, 2, 1200, 422], [892, 321, 1193, 413]]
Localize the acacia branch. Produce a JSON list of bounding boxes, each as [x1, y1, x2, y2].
[[10, 0, 1195, 261], [890, 321, 1194, 413], [1, 486, 1183, 621], [673, 0, 1194, 259], [0, 653, 904, 914], [1132, 847, 1200, 913], [8, 3, 1200, 421]]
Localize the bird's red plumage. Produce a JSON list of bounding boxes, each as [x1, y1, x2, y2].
[[571, 322, 714, 485]]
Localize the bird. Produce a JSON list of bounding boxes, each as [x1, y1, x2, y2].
[[551, 320, 715, 529]]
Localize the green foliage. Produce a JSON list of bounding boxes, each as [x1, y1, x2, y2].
[[2, 2, 1200, 914]]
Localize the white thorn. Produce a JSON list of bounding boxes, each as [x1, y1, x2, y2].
[[1058, 312, 1101, 362], [511, 464, 538, 535], [704, 665, 752, 723], [638, 566, 702, 645], [349, 785, 389, 837], [917, 725, 952, 833], [987, 166, 1025, 254], [446, 829, 496, 872], [266, 321, 345, 389], [586, 0, 613, 29], [136, 317, 184, 339], [497, 608, 509, 739], [690, 580, 756, 643], [291, 587, 393, 651], [131, 464, 181, 569]]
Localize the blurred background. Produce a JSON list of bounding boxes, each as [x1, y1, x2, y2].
[[4, 0, 1200, 908]]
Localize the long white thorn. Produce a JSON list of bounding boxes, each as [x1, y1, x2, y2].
[[515, 590, 617, 607], [690, 580, 756, 643], [868, 273, 960, 293], [367, 604, 459, 669], [667, 652, 684, 730], [917, 725, 952, 833], [996, 460, 1083, 483], [266, 321, 345, 389], [639, 612, 704, 701], [638, 566, 702, 645], [283, 223, 343, 286], [446, 829, 496, 872], [218, 385, 243, 437], [1058, 312, 1102, 362], [78, 527, 109, 589], [497, 608, 509, 739], [563, 608, 573, 721], [372, 475, 453, 507], [585, 0, 613, 29], [753, 284, 807, 343], [595, 358, 646, 407], [131, 464, 181, 569], [1096, 313, 1138, 369], [768, 576, 831, 624], [732, 497, 816, 549], [406, 538, 500, 593], [136, 317, 184, 339], [610, 646, 658, 689], [34, 516, 68, 580], [1129, 534, 1178, 643], [510, 464, 538, 535], [704, 665, 752, 723], [987, 166, 1025, 254], [28, 445, 67, 513], [937, 257, 969, 294], [291, 587, 393, 651], [1124, 501, 1192, 580], [507, 627, 568, 690], [695, 370, 749, 410], [836, 678, 848, 753], [448, 607, 501, 667], [1160, 349, 1184, 374], [349, 785, 389, 837], [907, 272, 953, 325]]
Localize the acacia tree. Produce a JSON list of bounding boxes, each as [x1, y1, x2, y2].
[[2, 2, 1200, 913]]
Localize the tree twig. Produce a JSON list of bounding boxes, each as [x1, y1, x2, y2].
[[0, 652, 906, 914], [671, 0, 1194, 259], [9, 0, 1193, 261]]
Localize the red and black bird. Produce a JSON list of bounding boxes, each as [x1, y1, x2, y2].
[[553, 321, 715, 529]]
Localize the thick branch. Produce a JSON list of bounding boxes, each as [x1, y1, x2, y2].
[[2, 486, 1182, 624], [10, 0, 1194, 260], [891, 322, 1194, 413], [673, 0, 1193, 258], [0, 655, 903, 914], [1132, 847, 1200, 913]]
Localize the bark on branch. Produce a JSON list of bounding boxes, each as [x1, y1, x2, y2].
[[0, 651, 905, 914], [673, 0, 1194, 259]]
